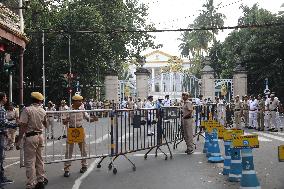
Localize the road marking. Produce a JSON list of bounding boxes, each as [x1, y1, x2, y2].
[[118, 133, 133, 143], [72, 134, 110, 189], [4, 161, 20, 169], [90, 134, 110, 144], [244, 132, 272, 142], [252, 132, 284, 142]]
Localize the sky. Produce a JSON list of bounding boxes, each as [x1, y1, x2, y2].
[[141, 0, 284, 55]]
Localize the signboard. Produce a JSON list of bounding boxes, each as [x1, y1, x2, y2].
[[278, 145, 284, 162], [232, 135, 259, 149], [223, 129, 244, 141], [206, 125, 224, 139], [67, 127, 85, 143]]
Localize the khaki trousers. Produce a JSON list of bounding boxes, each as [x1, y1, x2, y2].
[[24, 135, 45, 189], [257, 110, 264, 130], [243, 110, 249, 126], [64, 141, 87, 171], [182, 118, 194, 151], [234, 111, 242, 129], [7, 128, 16, 147]]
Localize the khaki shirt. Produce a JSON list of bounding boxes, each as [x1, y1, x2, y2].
[[6, 109, 19, 122], [127, 101, 135, 109], [182, 100, 193, 118], [243, 100, 249, 110], [67, 106, 90, 128], [234, 100, 243, 110], [20, 104, 46, 133], [257, 100, 265, 111]]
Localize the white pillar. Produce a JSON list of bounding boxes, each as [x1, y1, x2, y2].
[[160, 73, 163, 93], [105, 73, 119, 103], [201, 57, 215, 99], [233, 63, 247, 97], [135, 68, 150, 100], [151, 68, 155, 92]]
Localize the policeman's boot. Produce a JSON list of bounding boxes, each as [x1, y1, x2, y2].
[[64, 171, 70, 177], [80, 167, 87, 173], [35, 182, 45, 189]]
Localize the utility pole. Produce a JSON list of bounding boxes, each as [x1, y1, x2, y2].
[[19, 0, 24, 105], [68, 35, 72, 107], [42, 30, 46, 105]]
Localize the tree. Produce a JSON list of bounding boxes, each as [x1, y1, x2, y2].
[[11, 0, 159, 103], [179, 0, 225, 78], [208, 4, 284, 98]]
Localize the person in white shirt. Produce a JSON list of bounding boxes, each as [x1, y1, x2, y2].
[[267, 94, 280, 132], [46, 101, 56, 139], [163, 95, 171, 107], [144, 96, 155, 136], [248, 96, 258, 129], [58, 100, 69, 139]]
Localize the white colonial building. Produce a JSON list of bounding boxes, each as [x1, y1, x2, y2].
[[127, 50, 197, 99]]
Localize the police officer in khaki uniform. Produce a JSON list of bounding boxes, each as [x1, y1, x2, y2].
[[242, 95, 249, 128], [63, 94, 96, 177], [182, 92, 194, 155], [257, 94, 265, 131], [17, 92, 47, 189], [234, 95, 243, 129]]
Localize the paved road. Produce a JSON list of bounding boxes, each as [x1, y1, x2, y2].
[[3, 118, 284, 189]]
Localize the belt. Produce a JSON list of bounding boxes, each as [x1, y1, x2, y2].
[[183, 117, 192, 120], [68, 126, 83, 128], [234, 109, 241, 111], [249, 110, 256, 111], [270, 109, 277, 111], [26, 131, 42, 137]]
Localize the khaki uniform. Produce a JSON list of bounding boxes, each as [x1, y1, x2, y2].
[[243, 100, 249, 127], [234, 100, 243, 129], [46, 107, 56, 138], [19, 104, 46, 189], [64, 106, 89, 172], [257, 99, 265, 130], [182, 100, 194, 151], [6, 108, 19, 149]]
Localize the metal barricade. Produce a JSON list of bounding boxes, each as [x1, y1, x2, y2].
[[20, 109, 113, 167]]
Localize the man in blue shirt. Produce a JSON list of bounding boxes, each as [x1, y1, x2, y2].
[[0, 92, 17, 187]]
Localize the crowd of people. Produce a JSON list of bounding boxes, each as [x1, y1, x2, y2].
[[195, 93, 283, 132]]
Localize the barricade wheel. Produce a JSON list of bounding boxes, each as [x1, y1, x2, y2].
[[133, 167, 136, 171], [165, 156, 168, 160], [97, 164, 101, 168], [113, 168, 117, 174], [108, 164, 113, 170], [170, 155, 173, 159], [144, 155, 147, 159]]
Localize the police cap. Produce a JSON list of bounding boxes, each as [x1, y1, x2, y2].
[[72, 94, 83, 101], [31, 92, 44, 101]]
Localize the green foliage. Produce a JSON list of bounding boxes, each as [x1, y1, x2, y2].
[[208, 4, 284, 97], [179, 0, 225, 78], [16, 0, 158, 103]]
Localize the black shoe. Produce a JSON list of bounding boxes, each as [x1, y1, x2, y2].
[[280, 128, 283, 131], [51, 136, 54, 140], [185, 149, 194, 155], [35, 182, 45, 189], [80, 167, 87, 173], [46, 137, 49, 140], [272, 129, 278, 132], [58, 136, 62, 140], [43, 178, 48, 185], [62, 135, 67, 138], [64, 171, 70, 177], [257, 128, 260, 131], [0, 177, 14, 185]]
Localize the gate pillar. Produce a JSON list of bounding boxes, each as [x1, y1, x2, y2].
[[104, 70, 119, 103], [201, 56, 215, 99], [135, 67, 150, 100], [233, 59, 247, 97]]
